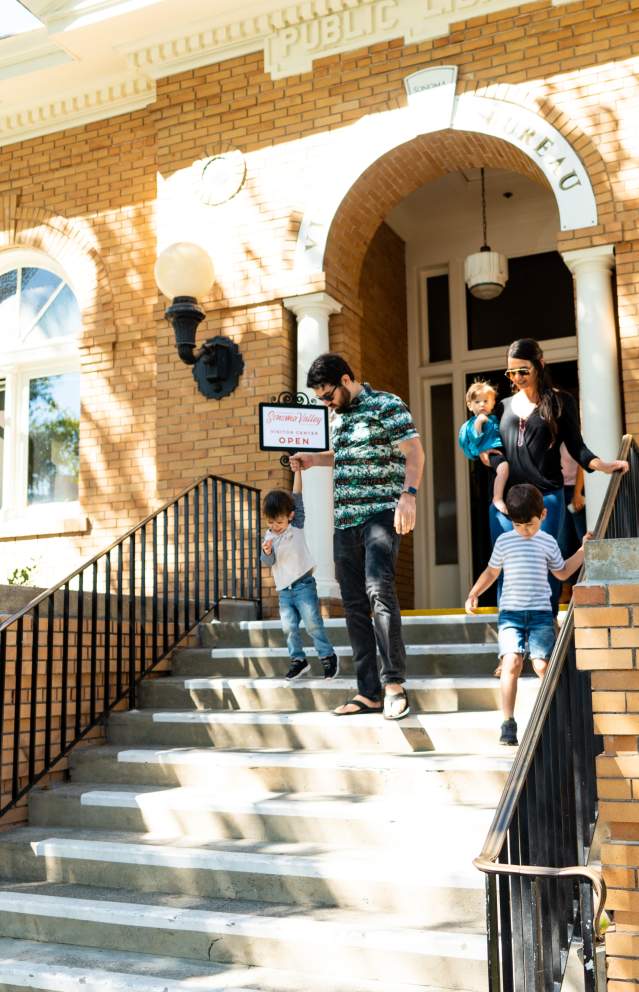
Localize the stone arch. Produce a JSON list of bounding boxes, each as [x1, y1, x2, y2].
[[325, 128, 557, 304], [1, 198, 116, 356], [293, 82, 617, 304]]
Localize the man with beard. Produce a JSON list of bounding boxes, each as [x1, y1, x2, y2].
[[290, 353, 424, 720]]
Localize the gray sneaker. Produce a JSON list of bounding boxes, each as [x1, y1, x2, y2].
[[500, 718, 518, 746]]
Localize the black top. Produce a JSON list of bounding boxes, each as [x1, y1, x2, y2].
[[491, 391, 597, 495]]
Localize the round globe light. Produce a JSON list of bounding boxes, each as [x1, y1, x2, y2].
[[154, 242, 214, 300]]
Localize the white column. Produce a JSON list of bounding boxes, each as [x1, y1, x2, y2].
[[283, 291, 342, 599], [562, 245, 622, 527]]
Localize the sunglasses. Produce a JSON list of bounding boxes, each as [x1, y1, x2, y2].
[[317, 385, 339, 403], [505, 367, 532, 379]]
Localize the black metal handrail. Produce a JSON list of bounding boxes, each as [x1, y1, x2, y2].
[[0, 474, 261, 820], [474, 435, 639, 991]]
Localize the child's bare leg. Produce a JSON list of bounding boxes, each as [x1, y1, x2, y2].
[[500, 652, 523, 719], [492, 460, 509, 516], [531, 657, 548, 679]]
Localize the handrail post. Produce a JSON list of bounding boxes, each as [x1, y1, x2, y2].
[[474, 436, 637, 991]]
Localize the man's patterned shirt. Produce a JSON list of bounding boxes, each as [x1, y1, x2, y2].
[[331, 383, 419, 529]]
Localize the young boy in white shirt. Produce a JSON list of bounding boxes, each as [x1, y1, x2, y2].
[[261, 469, 337, 680], [465, 483, 591, 745]]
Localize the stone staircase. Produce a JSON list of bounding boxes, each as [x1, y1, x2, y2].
[[0, 613, 539, 992]]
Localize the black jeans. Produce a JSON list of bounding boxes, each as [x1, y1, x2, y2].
[[334, 509, 406, 701]]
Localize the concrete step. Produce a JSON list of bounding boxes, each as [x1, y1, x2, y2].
[[171, 643, 499, 679], [69, 745, 516, 803], [199, 615, 498, 649], [106, 707, 527, 753], [140, 675, 536, 714], [0, 937, 480, 992], [28, 783, 496, 846], [0, 826, 485, 923], [0, 885, 489, 988]]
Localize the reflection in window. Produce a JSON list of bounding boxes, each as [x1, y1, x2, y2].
[[34, 284, 82, 341], [20, 267, 63, 332], [466, 251, 576, 350], [431, 383, 458, 565], [0, 265, 79, 347], [0, 270, 18, 329], [426, 273, 451, 363], [28, 374, 80, 504]]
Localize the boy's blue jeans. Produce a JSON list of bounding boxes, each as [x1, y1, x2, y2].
[[278, 573, 334, 661], [497, 610, 556, 661]]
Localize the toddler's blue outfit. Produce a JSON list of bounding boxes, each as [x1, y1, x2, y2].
[[261, 493, 334, 663], [458, 414, 503, 460]]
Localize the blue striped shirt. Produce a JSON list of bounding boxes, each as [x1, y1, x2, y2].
[[489, 530, 565, 612]]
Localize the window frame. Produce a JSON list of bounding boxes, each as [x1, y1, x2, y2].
[[0, 249, 81, 523]]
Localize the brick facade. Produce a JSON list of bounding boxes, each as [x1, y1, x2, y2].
[[0, 0, 638, 608], [575, 578, 639, 989]]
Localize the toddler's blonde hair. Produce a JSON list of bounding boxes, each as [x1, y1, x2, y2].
[[465, 380, 497, 408]]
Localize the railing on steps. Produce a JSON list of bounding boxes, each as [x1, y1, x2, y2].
[[474, 435, 639, 992], [0, 474, 261, 820]]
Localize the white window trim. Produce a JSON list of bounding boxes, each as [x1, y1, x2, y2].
[[0, 251, 82, 529]]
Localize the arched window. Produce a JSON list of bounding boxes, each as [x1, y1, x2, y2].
[[0, 251, 81, 519]]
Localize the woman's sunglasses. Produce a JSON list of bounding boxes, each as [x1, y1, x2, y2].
[[505, 367, 532, 380]]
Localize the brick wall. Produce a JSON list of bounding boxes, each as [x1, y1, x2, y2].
[[1, 0, 639, 597], [575, 575, 639, 988]]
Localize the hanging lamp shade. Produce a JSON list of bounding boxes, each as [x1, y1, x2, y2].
[[464, 248, 508, 300], [464, 168, 508, 300]]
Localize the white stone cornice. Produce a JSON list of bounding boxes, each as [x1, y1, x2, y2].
[[0, 0, 589, 147], [0, 73, 156, 148], [29, 0, 159, 34], [0, 28, 74, 82]]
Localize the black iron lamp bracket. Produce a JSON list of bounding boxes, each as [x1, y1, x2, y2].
[[164, 296, 244, 399]]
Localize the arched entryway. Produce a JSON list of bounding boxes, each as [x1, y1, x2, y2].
[[286, 89, 620, 609]]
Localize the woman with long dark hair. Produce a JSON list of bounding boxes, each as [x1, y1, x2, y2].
[[486, 338, 628, 613]]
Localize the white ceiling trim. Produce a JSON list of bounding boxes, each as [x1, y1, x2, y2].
[[0, 38, 73, 82], [3, 0, 583, 148], [0, 72, 156, 147]]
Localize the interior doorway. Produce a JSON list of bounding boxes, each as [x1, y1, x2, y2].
[[467, 359, 579, 607], [387, 167, 578, 609]]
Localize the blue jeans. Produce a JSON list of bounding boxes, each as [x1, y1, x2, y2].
[[498, 610, 556, 661], [558, 484, 587, 559], [278, 574, 334, 662], [489, 490, 566, 616], [334, 509, 406, 701]]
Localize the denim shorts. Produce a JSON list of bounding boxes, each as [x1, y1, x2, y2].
[[497, 610, 556, 661]]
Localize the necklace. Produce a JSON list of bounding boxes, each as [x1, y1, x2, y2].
[[517, 417, 527, 448]]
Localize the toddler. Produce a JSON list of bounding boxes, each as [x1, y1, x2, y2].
[[458, 380, 509, 515], [465, 483, 590, 745], [261, 470, 337, 680]]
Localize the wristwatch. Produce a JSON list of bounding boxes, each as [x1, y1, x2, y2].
[[402, 486, 418, 496]]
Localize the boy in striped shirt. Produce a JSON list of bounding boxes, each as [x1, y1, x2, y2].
[[465, 484, 591, 746]]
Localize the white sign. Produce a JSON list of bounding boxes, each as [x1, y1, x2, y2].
[[404, 66, 457, 131], [452, 94, 597, 231], [259, 403, 329, 452]]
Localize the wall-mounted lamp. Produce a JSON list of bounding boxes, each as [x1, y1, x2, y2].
[[154, 242, 244, 399]]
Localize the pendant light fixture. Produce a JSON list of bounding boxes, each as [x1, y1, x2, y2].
[[464, 168, 508, 301]]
